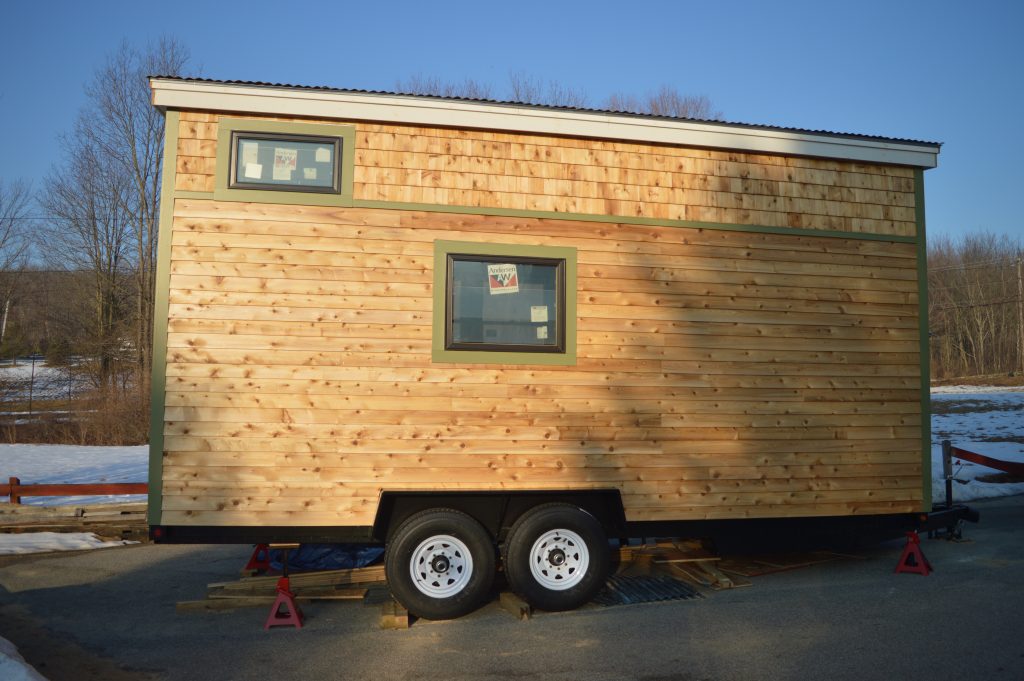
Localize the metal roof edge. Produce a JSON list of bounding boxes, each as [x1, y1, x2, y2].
[[150, 77, 941, 168]]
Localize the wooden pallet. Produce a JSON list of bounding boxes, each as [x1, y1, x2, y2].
[[615, 539, 751, 591], [716, 551, 862, 577]]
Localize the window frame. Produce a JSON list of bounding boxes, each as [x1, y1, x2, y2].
[[432, 240, 577, 366], [227, 130, 342, 194], [444, 252, 566, 354], [213, 118, 355, 207]]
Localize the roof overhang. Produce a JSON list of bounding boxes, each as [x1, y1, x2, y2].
[[150, 78, 940, 169]]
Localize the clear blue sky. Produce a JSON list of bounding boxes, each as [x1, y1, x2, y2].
[[1, 0, 1021, 242]]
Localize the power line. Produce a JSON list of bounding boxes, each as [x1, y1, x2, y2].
[[929, 259, 1018, 273], [932, 297, 1022, 311]]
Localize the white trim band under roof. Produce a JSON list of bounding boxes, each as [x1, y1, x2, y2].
[[150, 79, 940, 168]]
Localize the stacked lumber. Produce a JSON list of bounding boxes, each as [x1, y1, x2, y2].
[[178, 565, 384, 612], [0, 502, 147, 539]]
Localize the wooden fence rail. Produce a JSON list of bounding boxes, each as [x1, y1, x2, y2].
[[949, 445, 1024, 477], [2, 477, 148, 504]]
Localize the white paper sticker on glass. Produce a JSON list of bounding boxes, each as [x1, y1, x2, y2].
[[315, 147, 332, 163], [241, 142, 259, 165], [487, 264, 519, 295], [244, 163, 263, 179], [530, 306, 549, 323]]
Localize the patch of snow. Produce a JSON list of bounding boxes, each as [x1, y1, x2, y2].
[[0, 444, 147, 505], [0, 635, 49, 681], [0, 532, 136, 556]]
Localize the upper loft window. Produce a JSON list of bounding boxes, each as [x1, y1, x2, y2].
[[213, 118, 355, 207], [229, 132, 341, 194]]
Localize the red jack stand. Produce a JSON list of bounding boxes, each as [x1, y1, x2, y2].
[[264, 576, 303, 630], [895, 531, 933, 576], [243, 544, 271, 575]]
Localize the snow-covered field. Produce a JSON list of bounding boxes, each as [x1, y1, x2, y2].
[[0, 444, 147, 505], [0, 360, 89, 403], [931, 389, 1024, 501], [932, 384, 1024, 395]]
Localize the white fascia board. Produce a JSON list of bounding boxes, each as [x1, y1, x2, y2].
[[151, 79, 940, 168]]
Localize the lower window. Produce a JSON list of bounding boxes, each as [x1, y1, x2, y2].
[[431, 240, 577, 366], [446, 253, 565, 353]]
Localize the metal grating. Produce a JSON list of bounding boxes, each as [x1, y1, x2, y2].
[[591, 574, 703, 607]]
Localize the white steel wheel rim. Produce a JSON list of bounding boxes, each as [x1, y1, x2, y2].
[[529, 528, 589, 591], [409, 534, 474, 598]]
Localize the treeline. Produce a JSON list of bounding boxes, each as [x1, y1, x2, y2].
[[928, 232, 1023, 381], [0, 38, 191, 444]]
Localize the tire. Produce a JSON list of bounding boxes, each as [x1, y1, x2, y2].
[[384, 508, 495, 620], [503, 503, 610, 612]]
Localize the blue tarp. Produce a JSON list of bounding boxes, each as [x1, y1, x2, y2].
[[269, 543, 384, 572]]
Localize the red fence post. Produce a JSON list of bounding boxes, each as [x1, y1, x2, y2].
[[8, 477, 21, 504]]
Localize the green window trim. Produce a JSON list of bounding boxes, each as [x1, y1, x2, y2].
[[214, 117, 355, 207], [432, 240, 577, 366]]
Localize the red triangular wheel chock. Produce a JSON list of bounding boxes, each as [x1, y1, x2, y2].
[[895, 531, 933, 576], [264, 577, 303, 630], [244, 544, 271, 574]]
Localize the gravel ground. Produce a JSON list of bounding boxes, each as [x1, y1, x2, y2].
[[0, 496, 1022, 681]]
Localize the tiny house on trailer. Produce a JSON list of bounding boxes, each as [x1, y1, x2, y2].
[[148, 76, 941, 618]]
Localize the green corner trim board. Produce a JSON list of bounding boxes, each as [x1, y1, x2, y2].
[[431, 240, 578, 366], [915, 169, 932, 511], [148, 110, 179, 526]]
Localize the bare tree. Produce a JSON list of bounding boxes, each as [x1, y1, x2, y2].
[[607, 86, 722, 120], [0, 179, 31, 347], [929, 232, 1024, 380], [395, 75, 493, 100], [508, 72, 589, 108], [394, 74, 720, 120], [40, 121, 134, 392], [76, 36, 190, 392]]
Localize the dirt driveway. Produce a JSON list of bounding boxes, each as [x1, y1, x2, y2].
[[2, 497, 1023, 681]]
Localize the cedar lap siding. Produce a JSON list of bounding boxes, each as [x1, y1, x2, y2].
[[148, 77, 938, 531]]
